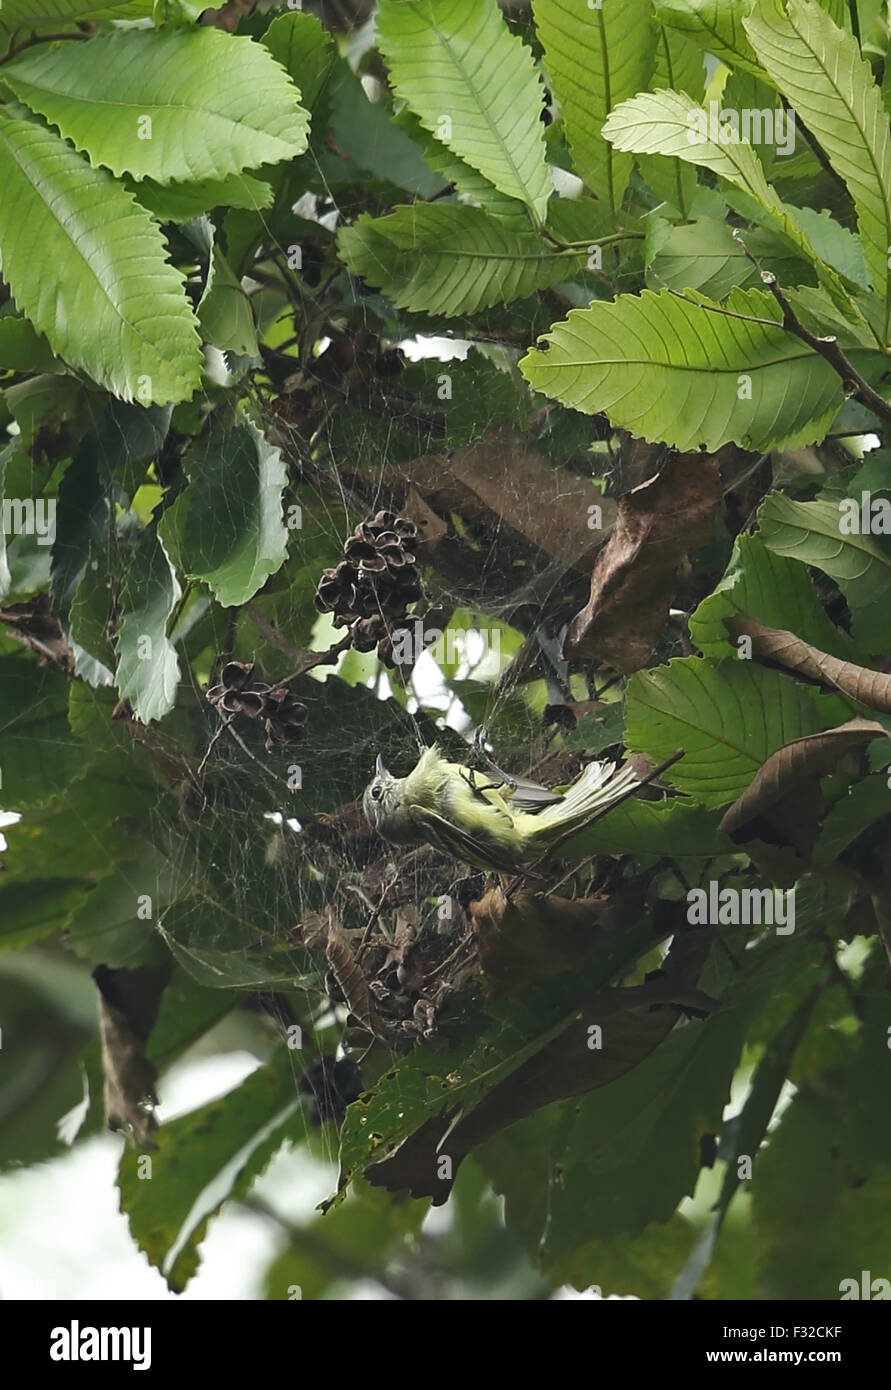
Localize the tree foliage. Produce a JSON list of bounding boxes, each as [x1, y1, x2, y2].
[[2, 0, 891, 1301]]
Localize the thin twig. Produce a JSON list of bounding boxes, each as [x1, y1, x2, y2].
[[224, 721, 292, 788], [196, 712, 236, 779], [268, 634, 353, 693], [729, 238, 891, 426], [755, 269, 891, 424]]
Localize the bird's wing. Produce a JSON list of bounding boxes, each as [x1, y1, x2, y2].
[[408, 804, 521, 875], [503, 774, 564, 813]]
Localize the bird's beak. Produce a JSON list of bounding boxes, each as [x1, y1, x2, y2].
[[375, 754, 388, 778]]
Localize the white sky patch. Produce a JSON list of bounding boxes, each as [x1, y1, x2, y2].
[[0, 809, 21, 853], [399, 335, 472, 363], [263, 811, 303, 834]]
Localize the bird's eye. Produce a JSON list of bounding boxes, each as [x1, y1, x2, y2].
[[370, 784, 383, 801]]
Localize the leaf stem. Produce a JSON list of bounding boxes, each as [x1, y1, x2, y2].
[[542, 228, 645, 253]]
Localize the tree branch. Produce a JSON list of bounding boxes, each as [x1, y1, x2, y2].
[[757, 268, 891, 427]]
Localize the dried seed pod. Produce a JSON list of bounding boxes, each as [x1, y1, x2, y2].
[[312, 508, 423, 667], [206, 660, 306, 747], [220, 660, 254, 690]]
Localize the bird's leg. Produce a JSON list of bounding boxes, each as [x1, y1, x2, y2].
[[460, 766, 502, 799], [472, 726, 519, 790]]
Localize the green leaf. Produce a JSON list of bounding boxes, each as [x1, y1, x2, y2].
[[261, 10, 336, 114], [3, 28, 310, 185], [561, 795, 732, 860], [0, 656, 86, 807], [0, 742, 160, 900], [338, 203, 587, 318], [488, 937, 796, 1261], [0, 445, 11, 599], [50, 452, 106, 619], [533, 0, 656, 211], [744, 0, 891, 334], [69, 543, 116, 677], [263, 1183, 427, 1301], [690, 533, 864, 661], [603, 87, 855, 316], [671, 979, 820, 1298], [646, 215, 814, 299], [66, 853, 174, 967], [144, 967, 237, 1073], [758, 491, 891, 652], [652, 0, 766, 79], [326, 60, 446, 200], [639, 24, 705, 214], [625, 657, 834, 807], [118, 1046, 305, 1292], [159, 416, 287, 607], [0, 310, 57, 372], [0, 0, 152, 26], [114, 526, 181, 722], [376, 0, 551, 219], [752, 954, 891, 1298], [0, 878, 90, 953], [152, 0, 205, 21], [127, 171, 272, 223], [0, 109, 201, 403], [519, 286, 845, 453], [813, 775, 891, 862], [786, 205, 871, 289], [393, 107, 528, 226], [197, 247, 258, 356]]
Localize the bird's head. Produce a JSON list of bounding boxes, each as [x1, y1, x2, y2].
[[362, 753, 402, 834]]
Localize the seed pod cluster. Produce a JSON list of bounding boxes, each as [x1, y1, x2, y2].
[[206, 660, 307, 752], [314, 509, 421, 666]]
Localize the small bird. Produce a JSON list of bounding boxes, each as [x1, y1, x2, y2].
[[362, 744, 639, 875]]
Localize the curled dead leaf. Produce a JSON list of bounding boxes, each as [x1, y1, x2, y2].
[[470, 887, 609, 991], [719, 718, 889, 837], [93, 964, 171, 1148], [565, 453, 722, 671], [728, 615, 891, 712]]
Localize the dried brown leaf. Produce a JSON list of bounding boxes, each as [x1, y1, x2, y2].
[[565, 453, 722, 670], [325, 908, 404, 1044], [719, 717, 889, 837], [728, 615, 891, 712], [402, 428, 614, 571], [0, 593, 74, 673], [93, 964, 171, 1148]]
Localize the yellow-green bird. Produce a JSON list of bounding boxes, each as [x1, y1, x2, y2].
[[362, 744, 639, 875]]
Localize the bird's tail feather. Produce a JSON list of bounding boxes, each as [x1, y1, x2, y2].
[[533, 760, 638, 836]]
